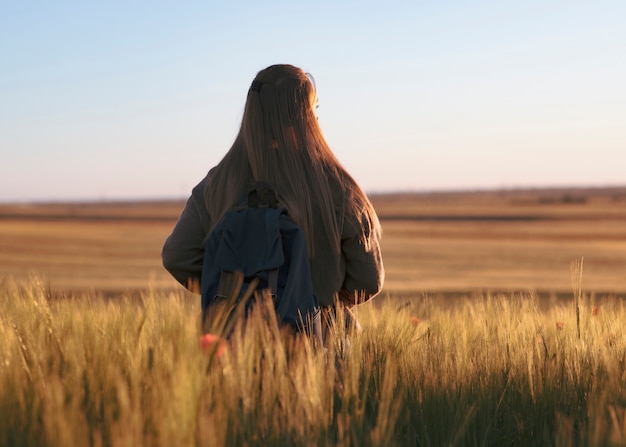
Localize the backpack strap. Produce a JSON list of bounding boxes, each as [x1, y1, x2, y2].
[[214, 270, 240, 301], [268, 268, 279, 299]]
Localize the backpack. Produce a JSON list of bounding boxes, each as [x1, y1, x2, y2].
[[200, 182, 322, 341]]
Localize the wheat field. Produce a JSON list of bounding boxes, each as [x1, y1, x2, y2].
[[1, 276, 625, 446], [1, 187, 626, 445]]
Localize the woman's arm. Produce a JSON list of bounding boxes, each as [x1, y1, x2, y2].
[[161, 179, 212, 293], [339, 211, 384, 305]]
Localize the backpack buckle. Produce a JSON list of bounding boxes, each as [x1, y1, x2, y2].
[[248, 182, 278, 208]]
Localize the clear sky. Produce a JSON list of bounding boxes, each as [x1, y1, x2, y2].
[[1, 1, 625, 202]]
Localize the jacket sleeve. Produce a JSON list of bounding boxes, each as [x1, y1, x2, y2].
[[162, 178, 212, 292], [340, 211, 384, 304]]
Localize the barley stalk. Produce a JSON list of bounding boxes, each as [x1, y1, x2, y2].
[[570, 257, 584, 339]]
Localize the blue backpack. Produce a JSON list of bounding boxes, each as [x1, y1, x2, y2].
[[200, 183, 322, 340]]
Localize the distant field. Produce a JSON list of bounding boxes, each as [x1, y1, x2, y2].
[[1, 187, 625, 301], [373, 187, 626, 303]]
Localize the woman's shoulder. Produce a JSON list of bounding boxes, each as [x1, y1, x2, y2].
[[191, 168, 216, 195], [186, 169, 217, 232], [324, 177, 365, 236]]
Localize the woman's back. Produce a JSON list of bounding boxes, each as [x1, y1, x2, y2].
[[162, 63, 383, 310]]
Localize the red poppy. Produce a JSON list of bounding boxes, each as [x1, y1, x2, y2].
[[409, 316, 422, 325], [200, 333, 227, 358]]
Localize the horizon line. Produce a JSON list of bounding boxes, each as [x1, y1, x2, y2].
[[2, 183, 626, 206]]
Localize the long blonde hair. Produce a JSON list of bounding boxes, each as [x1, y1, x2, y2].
[[204, 64, 380, 256]]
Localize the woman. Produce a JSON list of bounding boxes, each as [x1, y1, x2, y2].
[[162, 64, 384, 335]]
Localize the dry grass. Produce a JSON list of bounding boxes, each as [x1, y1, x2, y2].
[[1, 187, 625, 299], [371, 187, 626, 298], [1, 277, 625, 446], [0, 202, 178, 293]]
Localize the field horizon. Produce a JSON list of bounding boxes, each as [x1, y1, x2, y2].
[[1, 185, 625, 303]]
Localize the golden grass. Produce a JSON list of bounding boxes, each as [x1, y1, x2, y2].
[[1, 277, 625, 446]]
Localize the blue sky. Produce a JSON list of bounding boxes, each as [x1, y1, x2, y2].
[[1, 1, 625, 202]]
